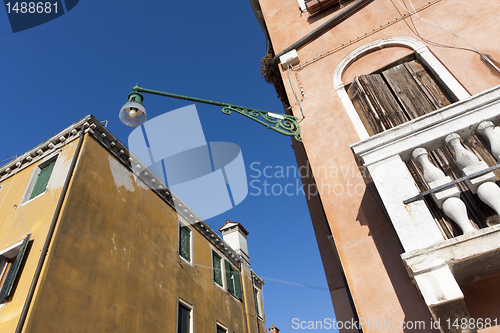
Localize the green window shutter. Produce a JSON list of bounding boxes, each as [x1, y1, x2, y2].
[[254, 288, 260, 316], [0, 234, 31, 303], [213, 253, 223, 286], [177, 303, 191, 333], [179, 226, 191, 261], [234, 269, 242, 300], [30, 160, 56, 200], [225, 260, 233, 294]]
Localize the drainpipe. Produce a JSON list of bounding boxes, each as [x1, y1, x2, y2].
[[15, 127, 86, 333]]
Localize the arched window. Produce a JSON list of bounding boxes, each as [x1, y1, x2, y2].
[[334, 37, 470, 140]]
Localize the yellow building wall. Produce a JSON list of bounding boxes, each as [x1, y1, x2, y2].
[[0, 139, 80, 332], [21, 135, 255, 332]]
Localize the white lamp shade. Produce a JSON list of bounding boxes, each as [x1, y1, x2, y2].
[[119, 101, 147, 127]]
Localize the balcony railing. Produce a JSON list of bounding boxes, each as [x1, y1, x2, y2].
[[351, 85, 500, 325]]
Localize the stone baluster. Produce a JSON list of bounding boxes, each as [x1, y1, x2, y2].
[[412, 148, 476, 234], [446, 133, 500, 217], [477, 120, 500, 161]]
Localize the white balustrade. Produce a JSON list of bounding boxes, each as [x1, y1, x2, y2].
[[412, 148, 476, 234], [477, 121, 500, 161], [446, 132, 500, 217]]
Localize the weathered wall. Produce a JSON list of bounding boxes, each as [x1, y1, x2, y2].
[[257, 0, 500, 331], [0, 139, 79, 332], [23, 135, 253, 332]]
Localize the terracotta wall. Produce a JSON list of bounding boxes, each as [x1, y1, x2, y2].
[[258, 0, 500, 331]]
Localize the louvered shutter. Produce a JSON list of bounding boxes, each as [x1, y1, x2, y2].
[[179, 226, 191, 261], [213, 253, 223, 286], [254, 288, 260, 316], [234, 269, 242, 300], [30, 160, 56, 199], [0, 234, 30, 303], [225, 260, 234, 294]]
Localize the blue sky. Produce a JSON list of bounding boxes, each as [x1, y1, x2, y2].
[[0, 1, 336, 331]]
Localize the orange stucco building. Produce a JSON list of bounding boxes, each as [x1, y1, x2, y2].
[[251, 0, 500, 332]]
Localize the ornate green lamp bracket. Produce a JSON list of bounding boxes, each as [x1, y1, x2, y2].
[[131, 84, 301, 142]]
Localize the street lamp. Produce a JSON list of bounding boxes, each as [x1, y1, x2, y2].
[[119, 84, 301, 142]]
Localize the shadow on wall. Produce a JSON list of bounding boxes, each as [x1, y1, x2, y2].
[[355, 186, 440, 333]]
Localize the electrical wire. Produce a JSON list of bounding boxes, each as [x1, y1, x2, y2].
[[287, 66, 306, 121], [391, 0, 500, 74], [0, 171, 17, 209], [191, 262, 328, 291]]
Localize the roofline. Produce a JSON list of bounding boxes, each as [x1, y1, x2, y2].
[[0, 114, 243, 268]]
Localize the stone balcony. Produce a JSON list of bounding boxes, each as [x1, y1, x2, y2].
[[351, 84, 500, 333]]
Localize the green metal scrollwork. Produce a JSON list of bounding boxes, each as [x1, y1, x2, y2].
[[221, 106, 301, 142], [131, 84, 302, 142]]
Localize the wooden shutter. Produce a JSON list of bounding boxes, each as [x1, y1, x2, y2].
[[348, 59, 451, 135], [225, 260, 234, 294], [0, 234, 30, 303], [177, 303, 191, 333], [404, 61, 450, 109], [347, 74, 408, 136], [233, 269, 242, 300], [179, 226, 191, 261], [254, 288, 260, 316], [381, 62, 436, 119], [212, 252, 223, 286], [30, 160, 56, 200]]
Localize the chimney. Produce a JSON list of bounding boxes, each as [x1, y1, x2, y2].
[[219, 220, 250, 264], [269, 325, 280, 332]]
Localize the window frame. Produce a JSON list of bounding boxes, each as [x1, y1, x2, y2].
[[178, 220, 193, 265], [216, 322, 228, 333], [333, 37, 470, 141], [253, 286, 263, 318], [20, 153, 59, 205], [177, 299, 193, 333], [224, 260, 242, 301], [0, 234, 31, 304], [212, 250, 224, 289]]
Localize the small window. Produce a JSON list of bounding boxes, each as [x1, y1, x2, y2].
[[224, 260, 242, 300], [212, 252, 223, 287], [22, 156, 57, 204], [0, 234, 30, 304], [254, 287, 262, 317], [304, 0, 340, 14], [216, 323, 227, 333], [178, 301, 192, 333], [179, 223, 192, 263]]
